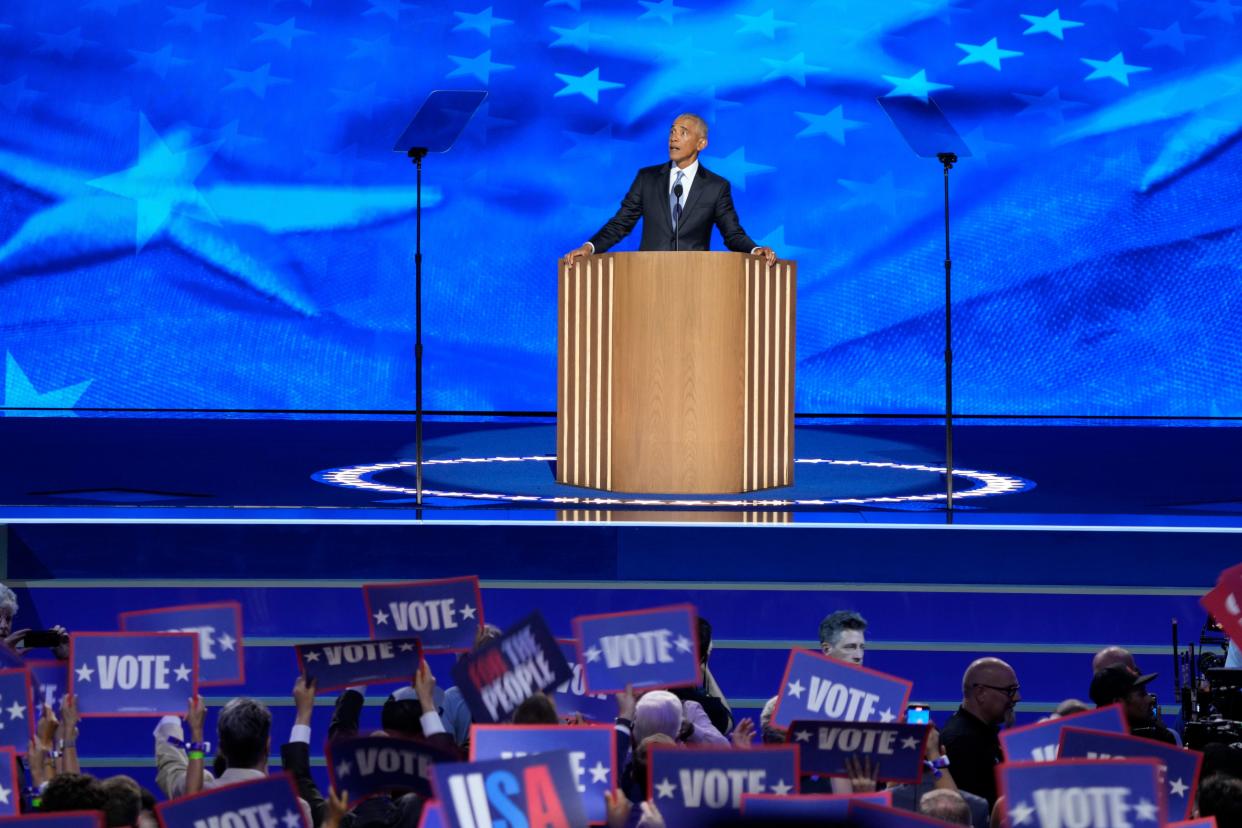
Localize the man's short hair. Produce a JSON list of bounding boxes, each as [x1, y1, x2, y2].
[[217, 697, 271, 768], [696, 615, 712, 665], [100, 775, 143, 828], [513, 692, 559, 725], [1054, 698, 1091, 717], [1198, 774, 1242, 826], [674, 113, 708, 139], [381, 686, 425, 738], [919, 789, 972, 826], [819, 610, 867, 648], [41, 773, 108, 813]]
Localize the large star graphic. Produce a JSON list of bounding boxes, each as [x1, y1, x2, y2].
[[1019, 9, 1084, 40], [128, 44, 190, 79], [223, 63, 292, 99], [838, 173, 918, 217], [448, 50, 514, 84], [37, 28, 93, 59], [453, 7, 513, 37], [1194, 0, 1242, 23], [549, 22, 609, 53], [795, 106, 865, 144], [638, 0, 688, 24], [1014, 86, 1086, 124], [4, 352, 92, 417], [1081, 52, 1151, 87], [253, 18, 312, 50], [554, 67, 624, 103], [956, 38, 1023, 71], [736, 10, 794, 38], [166, 3, 225, 32], [708, 146, 774, 191], [1141, 21, 1204, 54], [882, 69, 952, 101], [761, 52, 830, 86]]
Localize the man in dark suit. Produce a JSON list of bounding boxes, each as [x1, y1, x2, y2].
[[562, 113, 777, 265]]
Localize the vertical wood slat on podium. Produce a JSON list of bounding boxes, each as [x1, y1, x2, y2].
[[558, 251, 795, 495]]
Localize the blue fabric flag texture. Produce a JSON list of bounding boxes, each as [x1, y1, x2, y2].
[[295, 637, 421, 691], [432, 750, 588, 828], [2, 1, 1241, 417], [325, 734, 458, 800], [0, 670, 33, 752], [551, 641, 614, 723], [1058, 727, 1203, 821], [155, 773, 306, 828], [0, 748, 19, 817], [1001, 704, 1127, 762], [646, 743, 799, 828], [572, 603, 700, 693], [69, 631, 197, 716], [740, 791, 892, 821], [449, 611, 571, 724], [470, 724, 616, 825], [998, 758, 1164, 828], [365, 577, 483, 652], [788, 720, 930, 782], [771, 648, 912, 728], [119, 601, 244, 686], [26, 660, 66, 713]]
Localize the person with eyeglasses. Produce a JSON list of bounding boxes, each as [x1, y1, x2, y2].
[[940, 657, 1022, 808]]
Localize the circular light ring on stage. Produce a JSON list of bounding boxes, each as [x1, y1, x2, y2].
[[313, 456, 1032, 507]]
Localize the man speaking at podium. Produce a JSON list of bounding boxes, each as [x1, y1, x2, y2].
[[561, 113, 778, 265]]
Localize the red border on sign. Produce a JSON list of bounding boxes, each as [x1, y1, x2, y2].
[[119, 601, 246, 687], [293, 637, 423, 692], [68, 632, 199, 718], [0, 747, 19, 814], [415, 802, 443, 828], [740, 790, 893, 814], [0, 812, 106, 828], [571, 604, 702, 695], [770, 648, 914, 728], [645, 742, 801, 805], [1057, 726, 1203, 821], [999, 702, 1127, 761], [996, 757, 1165, 828], [363, 576, 484, 653], [0, 669, 34, 752], [154, 771, 306, 828]]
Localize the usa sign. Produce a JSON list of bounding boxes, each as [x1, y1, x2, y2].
[[998, 758, 1165, 828], [295, 637, 422, 691], [155, 773, 307, 828], [0, 748, 19, 816], [647, 743, 799, 828], [120, 602, 245, 686], [771, 649, 912, 728], [70, 631, 197, 717], [551, 641, 613, 723], [741, 791, 892, 821], [432, 751, 587, 828], [325, 734, 458, 800], [471, 724, 616, 825], [0, 670, 33, 751], [450, 612, 572, 724], [1001, 704, 1128, 762], [572, 604, 700, 693], [1058, 727, 1203, 821], [789, 720, 930, 782], [365, 577, 483, 652]]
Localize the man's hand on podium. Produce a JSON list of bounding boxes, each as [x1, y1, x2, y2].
[[753, 246, 777, 266], [561, 243, 593, 266]]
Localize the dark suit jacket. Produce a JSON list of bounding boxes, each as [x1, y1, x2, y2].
[[589, 162, 758, 254]]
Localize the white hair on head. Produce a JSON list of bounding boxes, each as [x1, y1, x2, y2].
[[674, 113, 708, 139]]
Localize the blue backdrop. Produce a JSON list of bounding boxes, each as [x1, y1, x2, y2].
[[2, 0, 1240, 415]]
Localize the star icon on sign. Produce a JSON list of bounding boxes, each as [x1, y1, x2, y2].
[[554, 67, 624, 103], [1169, 777, 1188, 797], [674, 635, 693, 653], [655, 778, 677, 798], [956, 38, 1022, 71], [460, 604, 477, 621], [76, 664, 94, 683], [282, 809, 301, 828], [373, 609, 390, 626], [1019, 9, 1084, 40], [336, 759, 351, 778], [453, 7, 513, 37], [882, 69, 952, 102], [448, 50, 514, 84], [769, 779, 793, 795], [1134, 800, 1158, 821], [787, 680, 805, 698], [878, 708, 896, 723], [253, 18, 312, 50], [900, 736, 919, 750], [0, 782, 9, 804], [305, 651, 321, 662], [585, 646, 602, 663], [589, 761, 609, 784], [222, 63, 291, 99], [1081, 52, 1151, 87], [174, 663, 192, 682], [397, 642, 414, 652], [217, 633, 236, 652], [794, 730, 811, 742], [795, 106, 865, 145], [5, 700, 23, 720], [1010, 802, 1035, 826]]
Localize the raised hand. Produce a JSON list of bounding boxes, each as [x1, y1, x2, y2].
[[323, 788, 349, 828], [186, 695, 207, 743], [845, 754, 880, 793], [604, 789, 631, 828], [293, 674, 317, 727], [730, 717, 755, 749]]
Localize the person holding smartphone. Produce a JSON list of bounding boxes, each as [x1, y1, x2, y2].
[[0, 583, 71, 659]]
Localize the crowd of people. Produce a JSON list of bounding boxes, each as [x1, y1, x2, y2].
[[3, 582, 1241, 828]]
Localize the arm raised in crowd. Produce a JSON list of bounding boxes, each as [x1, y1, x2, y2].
[[281, 676, 326, 827]]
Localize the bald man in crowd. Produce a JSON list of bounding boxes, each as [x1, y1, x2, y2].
[[1092, 645, 1140, 675], [940, 657, 1021, 807]]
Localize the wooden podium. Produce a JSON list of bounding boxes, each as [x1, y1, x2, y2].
[[557, 251, 795, 494]]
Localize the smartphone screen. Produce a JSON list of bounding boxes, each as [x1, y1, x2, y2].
[[906, 704, 930, 725]]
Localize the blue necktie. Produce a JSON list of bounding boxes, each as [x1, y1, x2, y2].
[[670, 169, 684, 232]]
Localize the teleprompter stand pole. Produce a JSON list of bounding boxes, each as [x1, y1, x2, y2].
[[408, 147, 428, 513], [938, 151, 956, 522]]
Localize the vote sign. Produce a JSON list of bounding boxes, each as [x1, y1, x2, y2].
[[1001, 704, 1127, 763], [471, 724, 616, 825], [0, 748, 20, 816], [295, 637, 422, 692], [1058, 727, 1203, 821], [70, 632, 197, 717], [771, 649, 912, 728], [325, 734, 458, 800], [849, 800, 961, 828], [998, 758, 1164, 828], [27, 660, 67, 713], [432, 751, 587, 828], [450, 612, 572, 724], [365, 577, 482, 652], [0, 670, 33, 751], [155, 773, 306, 828], [120, 602, 245, 686], [740, 791, 892, 821], [1170, 820, 1216, 828], [572, 604, 700, 693], [1202, 567, 1242, 651], [788, 720, 930, 782], [0, 814, 104, 828], [647, 744, 800, 828], [551, 641, 614, 722]]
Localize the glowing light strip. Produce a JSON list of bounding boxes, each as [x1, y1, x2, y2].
[[315, 456, 1032, 507]]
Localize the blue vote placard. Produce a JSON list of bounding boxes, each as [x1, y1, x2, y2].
[[771, 649, 913, 728], [70, 632, 197, 717], [572, 604, 700, 693], [647, 744, 800, 828], [155, 773, 306, 828], [120, 602, 245, 686], [417, 803, 445, 828], [295, 637, 422, 692], [432, 751, 588, 828], [449, 612, 572, 724], [1001, 704, 1128, 762], [0, 814, 105, 828], [471, 724, 616, 825], [0, 748, 20, 816], [998, 758, 1164, 828], [849, 800, 963, 828], [26, 660, 67, 713], [789, 720, 930, 782], [0, 670, 33, 751], [741, 791, 891, 821], [1058, 727, 1203, 821], [1170, 820, 1216, 828], [552, 641, 615, 723], [325, 734, 458, 800], [364, 577, 483, 652]]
